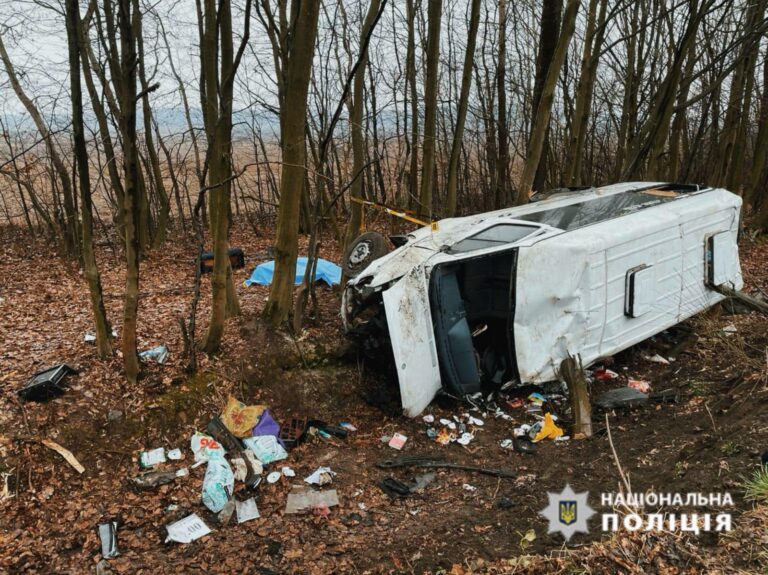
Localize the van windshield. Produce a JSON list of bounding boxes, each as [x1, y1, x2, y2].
[[447, 223, 538, 254]]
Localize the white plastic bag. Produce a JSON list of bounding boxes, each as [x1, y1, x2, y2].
[[202, 459, 234, 513]]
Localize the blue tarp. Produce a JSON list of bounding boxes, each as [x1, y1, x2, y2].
[[244, 257, 342, 287]]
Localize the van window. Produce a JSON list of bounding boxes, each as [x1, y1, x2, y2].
[[448, 224, 538, 253]]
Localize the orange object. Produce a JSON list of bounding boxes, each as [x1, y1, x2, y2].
[[221, 396, 265, 438], [533, 413, 564, 442]]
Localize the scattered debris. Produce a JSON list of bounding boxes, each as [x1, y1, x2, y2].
[[221, 396, 265, 438], [266, 471, 281, 484], [506, 398, 524, 409], [513, 437, 538, 454], [339, 422, 357, 432], [242, 435, 287, 464], [216, 498, 236, 526], [200, 247, 245, 273], [532, 413, 564, 442], [201, 459, 234, 513], [378, 477, 414, 497], [190, 432, 226, 462], [167, 448, 183, 461], [85, 329, 117, 343], [41, 439, 84, 474], [513, 424, 531, 437], [462, 483, 477, 492], [377, 456, 515, 478], [206, 417, 245, 455], [628, 379, 651, 393], [107, 410, 123, 422], [592, 368, 619, 380], [17, 364, 75, 402], [139, 345, 169, 364], [304, 467, 335, 486], [131, 468, 188, 490], [497, 496, 514, 509], [307, 420, 349, 440], [252, 409, 281, 438], [466, 415, 484, 426], [519, 528, 537, 550], [456, 432, 474, 446], [284, 485, 340, 514], [281, 466, 295, 478], [139, 448, 166, 469], [236, 498, 260, 523], [436, 428, 453, 445], [595, 387, 649, 410], [388, 433, 408, 450], [279, 418, 308, 449], [722, 324, 738, 335], [165, 514, 211, 544], [645, 353, 671, 365], [231, 458, 248, 482], [98, 522, 119, 559]]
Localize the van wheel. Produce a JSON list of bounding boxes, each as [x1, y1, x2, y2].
[[343, 231, 389, 278]]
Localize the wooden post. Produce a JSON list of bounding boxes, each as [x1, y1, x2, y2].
[[713, 284, 768, 315], [560, 354, 593, 438]]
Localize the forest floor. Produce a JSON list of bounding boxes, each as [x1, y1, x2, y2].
[[0, 221, 767, 574]]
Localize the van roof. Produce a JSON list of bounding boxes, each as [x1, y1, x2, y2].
[[516, 183, 707, 231]]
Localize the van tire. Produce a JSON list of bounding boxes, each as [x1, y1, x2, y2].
[[343, 232, 389, 278]]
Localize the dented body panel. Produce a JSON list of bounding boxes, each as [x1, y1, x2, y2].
[[342, 182, 743, 416], [382, 267, 442, 416]]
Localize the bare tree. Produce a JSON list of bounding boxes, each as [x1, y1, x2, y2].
[[264, 1, 320, 326], [417, 0, 442, 213], [0, 31, 79, 255], [66, 0, 112, 360], [446, 0, 480, 216], [343, 0, 382, 250], [197, 0, 252, 353], [517, 0, 580, 203]]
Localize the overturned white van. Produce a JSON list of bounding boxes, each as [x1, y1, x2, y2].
[[341, 182, 743, 416]]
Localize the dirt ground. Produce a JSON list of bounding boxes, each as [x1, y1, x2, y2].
[[0, 222, 767, 574]]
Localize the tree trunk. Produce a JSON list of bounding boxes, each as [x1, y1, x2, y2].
[[406, 0, 420, 207], [560, 355, 593, 438], [135, 13, 170, 249], [747, 49, 768, 208], [517, 0, 579, 204], [622, 0, 708, 180], [418, 0, 442, 213], [565, 0, 607, 186], [200, 0, 249, 353], [343, 0, 381, 251], [264, 1, 320, 326], [67, 0, 112, 360], [667, 42, 698, 181], [446, 0, 480, 216], [496, 0, 509, 209], [531, 0, 563, 193], [118, 0, 141, 384], [613, 1, 641, 181]]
